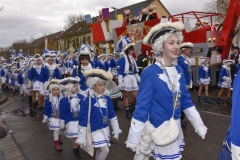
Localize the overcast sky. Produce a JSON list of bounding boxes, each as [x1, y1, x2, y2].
[[0, 0, 208, 48]]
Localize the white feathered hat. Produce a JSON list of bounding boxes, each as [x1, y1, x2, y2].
[[143, 21, 184, 45]]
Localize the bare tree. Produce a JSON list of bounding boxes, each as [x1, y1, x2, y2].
[[63, 13, 90, 51], [204, 0, 229, 14]]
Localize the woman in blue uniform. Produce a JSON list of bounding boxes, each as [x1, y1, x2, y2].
[[126, 21, 207, 160], [28, 54, 48, 113], [76, 69, 122, 160], [216, 59, 234, 104], [117, 36, 140, 119], [197, 57, 212, 103]]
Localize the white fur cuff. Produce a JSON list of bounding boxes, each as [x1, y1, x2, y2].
[[231, 143, 240, 160], [127, 118, 145, 144]]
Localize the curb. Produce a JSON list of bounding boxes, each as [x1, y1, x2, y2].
[[0, 92, 7, 106]]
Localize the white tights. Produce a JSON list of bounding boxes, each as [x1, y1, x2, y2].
[[95, 146, 109, 160], [53, 130, 61, 141]]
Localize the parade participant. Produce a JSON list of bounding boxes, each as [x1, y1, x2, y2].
[[203, 20, 211, 31], [126, 21, 207, 160], [28, 54, 47, 113], [42, 79, 63, 151], [72, 52, 79, 69], [63, 54, 73, 78], [140, 8, 148, 22], [117, 36, 140, 119], [9, 67, 19, 95], [136, 10, 143, 23], [122, 9, 130, 26], [76, 69, 122, 160], [43, 53, 61, 95], [18, 55, 25, 69], [72, 47, 93, 92], [26, 58, 35, 108], [18, 67, 28, 99], [55, 51, 64, 78], [136, 49, 148, 76], [129, 15, 137, 25], [59, 77, 83, 160], [216, 59, 234, 104], [225, 70, 240, 160], [149, 4, 158, 19], [193, 22, 201, 30], [212, 22, 220, 31], [146, 7, 156, 21], [97, 54, 106, 69], [230, 46, 239, 82], [97, 10, 103, 23], [178, 42, 193, 126], [197, 57, 212, 103]]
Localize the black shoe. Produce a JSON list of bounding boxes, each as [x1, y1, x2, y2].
[[38, 107, 43, 114], [216, 98, 223, 104], [73, 147, 82, 160], [206, 96, 212, 104], [227, 98, 232, 105], [197, 96, 202, 103], [33, 103, 38, 109], [124, 107, 132, 119]]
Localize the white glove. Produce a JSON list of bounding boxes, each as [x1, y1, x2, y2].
[[183, 106, 207, 139], [195, 125, 207, 139], [110, 116, 122, 140], [222, 76, 231, 83], [42, 115, 48, 123], [59, 120, 65, 129], [134, 74, 140, 83], [75, 126, 87, 148], [200, 78, 204, 84], [126, 142, 140, 154], [208, 77, 210, 82], [18, 84, 21, 87]]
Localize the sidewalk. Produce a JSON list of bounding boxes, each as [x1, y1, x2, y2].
[[0, 91, 25, 160]]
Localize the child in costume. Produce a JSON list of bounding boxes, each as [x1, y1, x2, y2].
[[217, 59, 235, 104], [72, 46, 93, 92], [42, 79, 63, 151], [59, 77, 83, 160], [76, 69, 122, 160], [197, 57, 212, 103]]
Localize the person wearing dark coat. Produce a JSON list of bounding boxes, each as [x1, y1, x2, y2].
[[136, 50, 147, 76]]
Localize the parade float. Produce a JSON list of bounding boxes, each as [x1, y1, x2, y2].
[[85, 0, 240, 86]]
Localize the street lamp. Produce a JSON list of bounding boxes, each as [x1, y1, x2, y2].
[[111, 7, 117, 20]]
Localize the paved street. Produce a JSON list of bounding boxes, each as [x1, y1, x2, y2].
[[0, 89, 230, 160]]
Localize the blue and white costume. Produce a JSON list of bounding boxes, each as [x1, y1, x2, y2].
[[59, 93, 83, 138], [63, 55, 73, 75], [198, 64, 210, 85], [72, 64, 93, 91], [118, 54, 139, 91], [28, 64, 48, 94], [44, 96, 61, 130], [225, 71, 240, 159], [78, 91, 116, 147], [218, 64, 232, 88], [177, 55, 192, 88], [126, 61, 206, 160]]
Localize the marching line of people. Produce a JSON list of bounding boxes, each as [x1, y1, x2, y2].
[[0, 21, 240, 160]]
